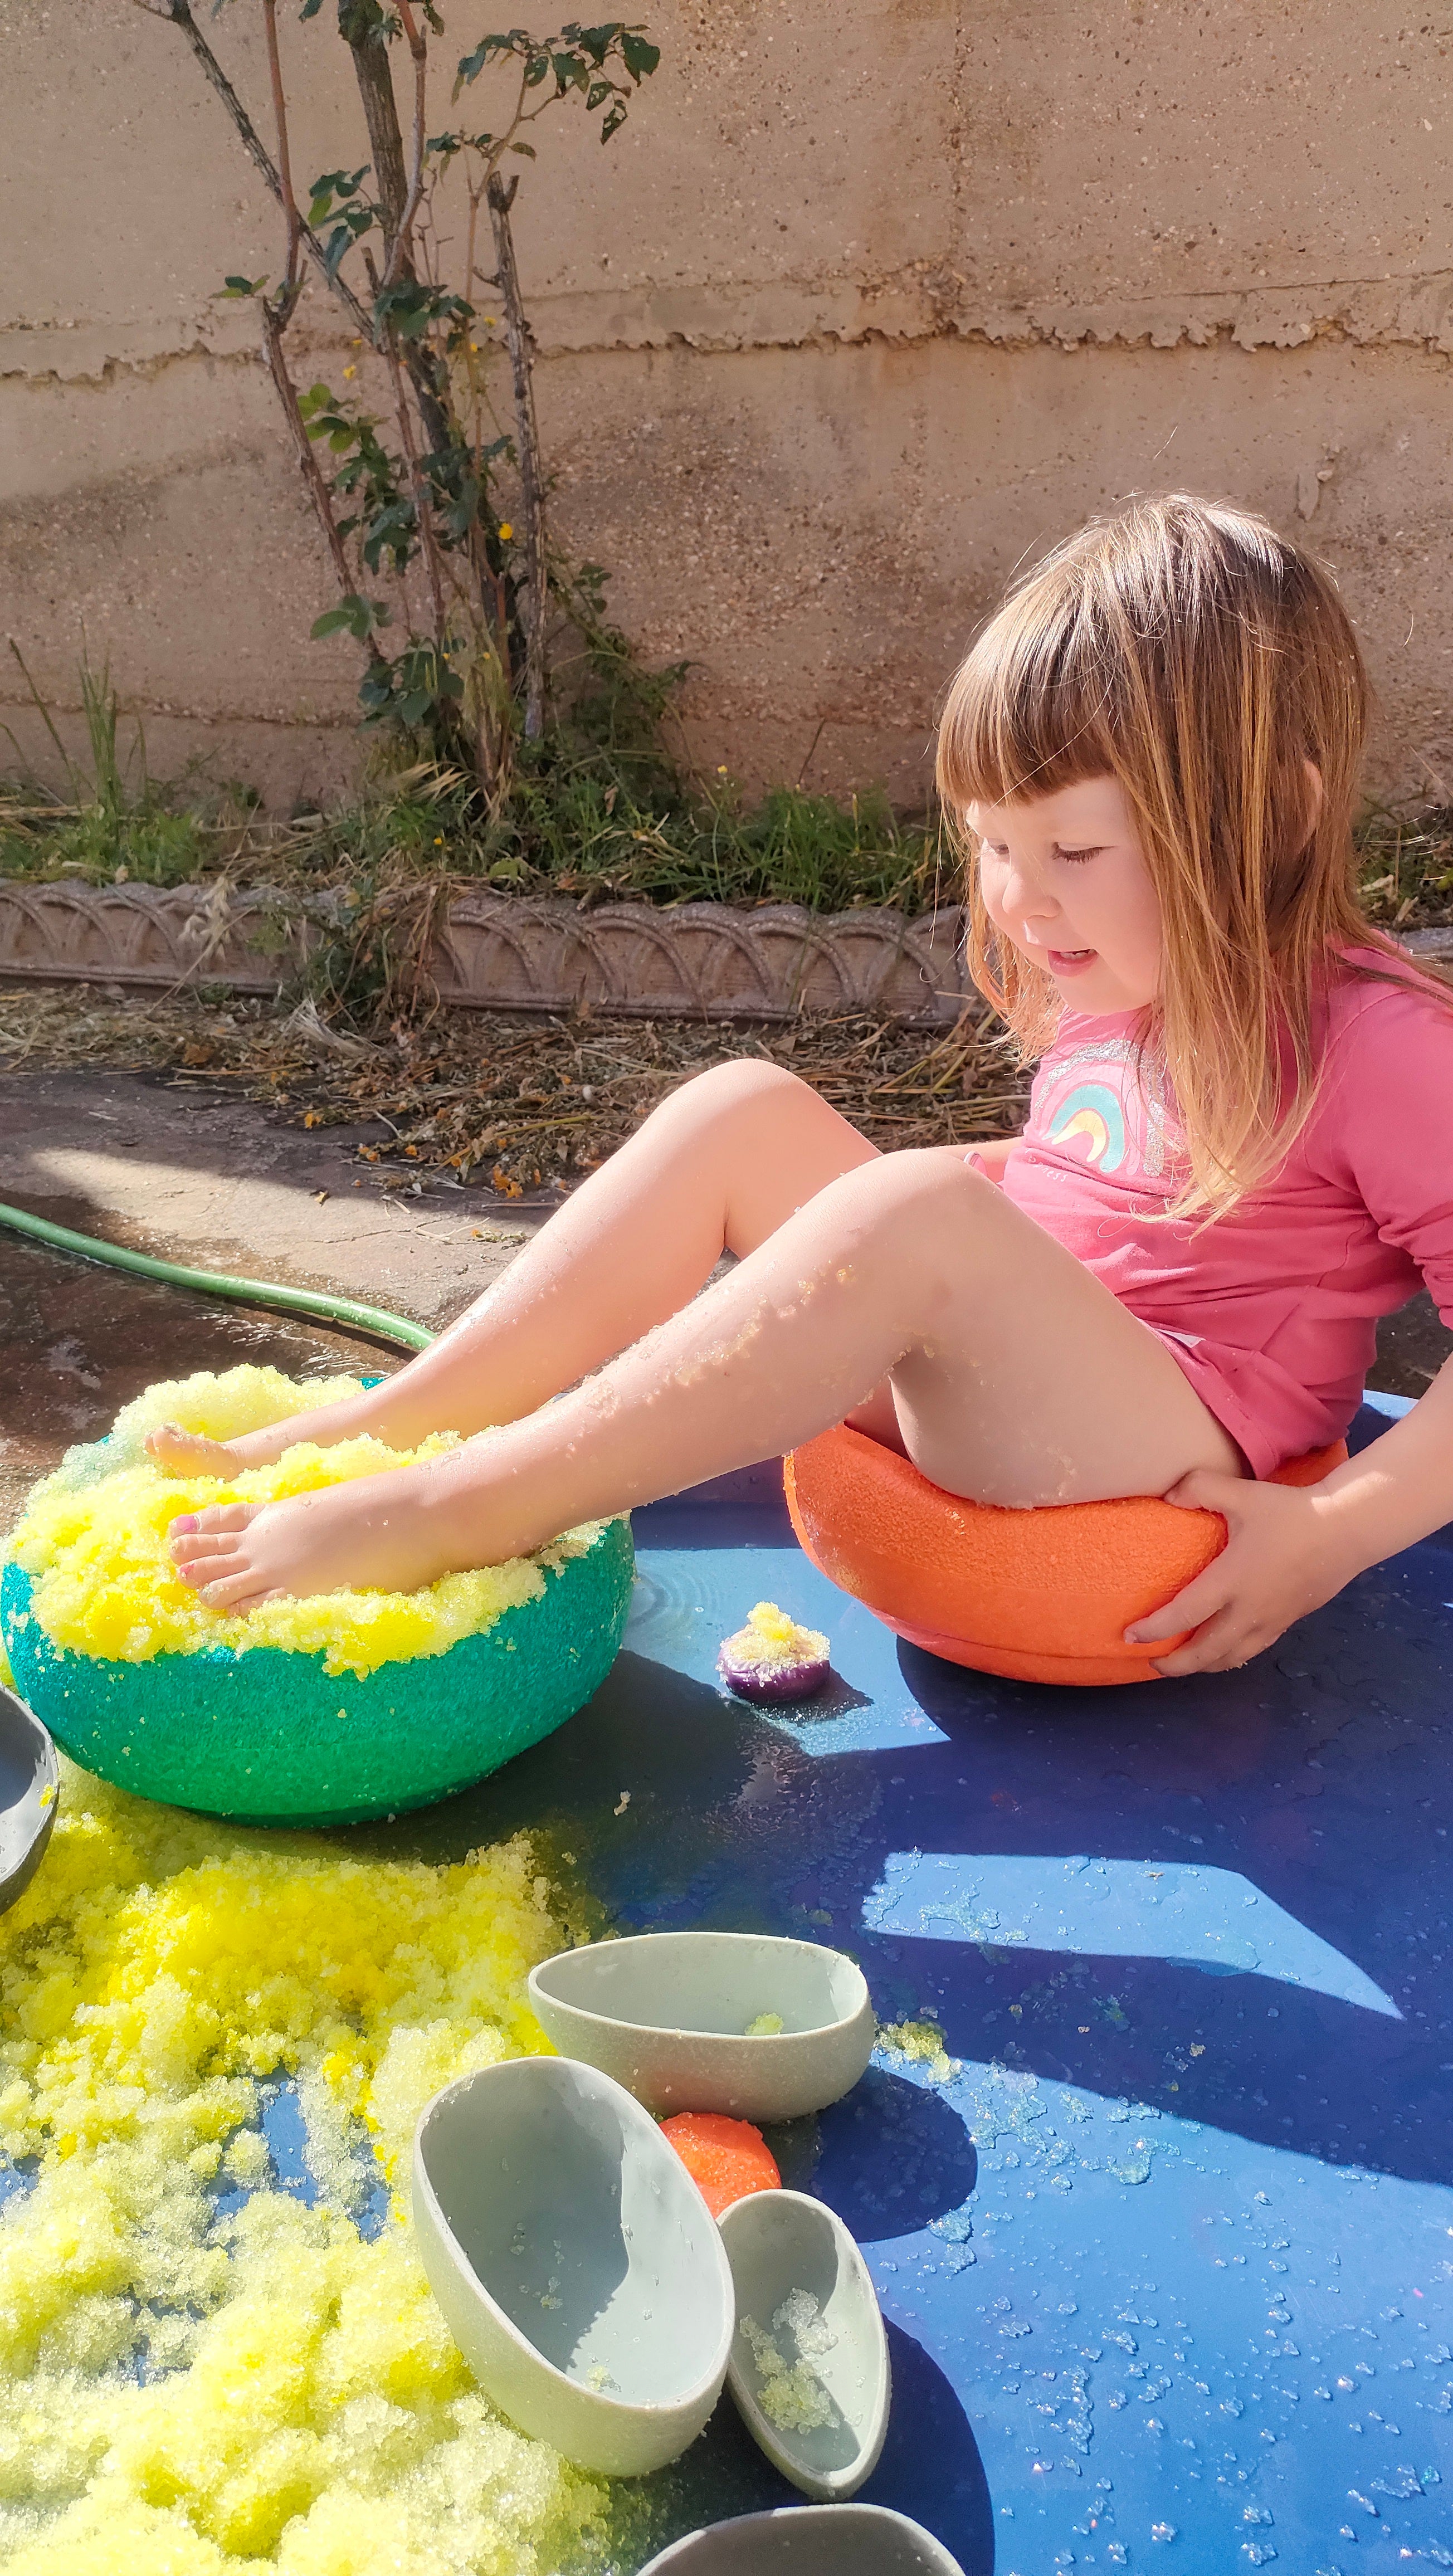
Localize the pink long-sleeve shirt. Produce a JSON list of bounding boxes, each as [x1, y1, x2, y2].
[[999, 954, 1453, 1477]]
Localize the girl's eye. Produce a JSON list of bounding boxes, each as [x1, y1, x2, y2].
[[1055, 845, 1103, 865]]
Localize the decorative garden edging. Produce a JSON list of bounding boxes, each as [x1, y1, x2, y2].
[[0, 883, 974, 1028], [0, 882, 1447, 1030]]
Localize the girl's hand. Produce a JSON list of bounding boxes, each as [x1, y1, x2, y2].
[[1125, 1470, 1361, 1676]]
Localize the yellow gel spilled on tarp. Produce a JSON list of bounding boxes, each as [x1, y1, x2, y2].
[[0, 1764, 618, 2574], [6, 1368, 604, 1681], [876, 2018, 958, 2086]]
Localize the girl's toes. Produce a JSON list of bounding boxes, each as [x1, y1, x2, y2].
[[147, 1426, 241, 1480], [174, 1547, 242, 1592], [170, 1534, 240, 1575], [169, 1502, 260, 1542], [198, 1568, 272, 1613]]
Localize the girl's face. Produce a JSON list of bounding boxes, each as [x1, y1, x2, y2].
[[968, 774, 1163, 1015]]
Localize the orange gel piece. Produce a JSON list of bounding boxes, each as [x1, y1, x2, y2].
[[660, 2111, 781, 2217]]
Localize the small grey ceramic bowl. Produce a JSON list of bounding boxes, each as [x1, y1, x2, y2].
[[718, 2188, 890, 2500], [638, 2505, 966, 2575], [0, 1687, 58, 1916], [528, 1931, 875, 2120], [412, 2056, 734, 2476]]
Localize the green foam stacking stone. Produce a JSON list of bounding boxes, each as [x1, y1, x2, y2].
[[0, 1522, 634, 1828]]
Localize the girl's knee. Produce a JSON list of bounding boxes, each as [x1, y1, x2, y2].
[[840, 1147, 996, 1266], [854, 1144, 987, 1215], [655, 1057, 817, 1128]]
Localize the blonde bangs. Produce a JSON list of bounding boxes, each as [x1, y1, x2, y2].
[[935, 578, 1120, 820]]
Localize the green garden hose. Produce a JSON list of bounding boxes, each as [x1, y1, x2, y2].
[[0, 1201, 434, 1353]]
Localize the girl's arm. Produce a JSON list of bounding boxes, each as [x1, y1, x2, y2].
[[1129, 1352, 1453, 1675]]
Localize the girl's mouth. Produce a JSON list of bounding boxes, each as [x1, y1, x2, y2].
[[1046, 947, 1096, 975]]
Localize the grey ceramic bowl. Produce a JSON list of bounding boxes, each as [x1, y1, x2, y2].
[[638, 2506, 966, 2574], [412, 2056, 735, 2476], [718, 2188, 890, 2500], [528, 1931, 875, 2120], [0, 1686, 58, 1915]]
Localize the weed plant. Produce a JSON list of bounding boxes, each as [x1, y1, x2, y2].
[[0, 643, 945, 924], [1, 643, 212, 887], [3, 650, 1447, 1043]]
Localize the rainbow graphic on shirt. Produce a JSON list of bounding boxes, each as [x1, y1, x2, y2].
[[1046, 1080, 1128, 1173]]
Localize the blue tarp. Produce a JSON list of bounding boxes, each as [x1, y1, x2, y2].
[[432, 1392, 1453, 2572]]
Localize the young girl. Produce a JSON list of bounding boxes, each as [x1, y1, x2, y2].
[[153, 495, 1453, 1677]]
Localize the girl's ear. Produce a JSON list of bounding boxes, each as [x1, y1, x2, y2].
[[1303, 757, 1324, 821]]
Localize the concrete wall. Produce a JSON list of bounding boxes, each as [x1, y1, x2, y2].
[[3, 1, 1451, 811]]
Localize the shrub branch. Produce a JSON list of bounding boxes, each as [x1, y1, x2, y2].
[[130, 0, 374, 341]]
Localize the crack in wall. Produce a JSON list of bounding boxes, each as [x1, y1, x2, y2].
[[10, 263, 1453, 390], [0, 698, 359, 732]]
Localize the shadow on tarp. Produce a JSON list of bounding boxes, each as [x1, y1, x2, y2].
[[399, 1459, 1453, 2192], [632, 2320, 994, 2576], [340, 1399, 1453, 2570]]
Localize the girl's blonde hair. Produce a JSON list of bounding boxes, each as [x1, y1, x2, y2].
[[937, 492, 1426, 1218]]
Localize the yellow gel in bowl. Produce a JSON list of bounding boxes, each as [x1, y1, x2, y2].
[[7, 1367, 604, 1681]]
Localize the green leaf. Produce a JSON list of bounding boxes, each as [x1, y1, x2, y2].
[[524, 48, 550, 84], [455, 30, 522, 87], [553, 48, 588, 89], [584, 77, 611, 108], [573, 25, 623, 68], [307, 165, 369, 221], [299, 0, 324, 18], [308, 166, 368, 208], [599, 94, 626, 139], [620, 30, 659, 79], [311, 592, 388, 644], [509, 139, 537, 154], [218, 274, 265, 298]]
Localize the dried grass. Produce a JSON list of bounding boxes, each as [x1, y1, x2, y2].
[[0, 985, 1028, 1197]]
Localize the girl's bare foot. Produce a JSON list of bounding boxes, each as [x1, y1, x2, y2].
[[169, 1470, 459, 1612], [145, 1387, 393, 1482], [147, 1426, 255, 1481]]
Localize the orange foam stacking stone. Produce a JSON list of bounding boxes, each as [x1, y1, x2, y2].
[[784, 1422, 1348, 1688], [660, 2112, 782, 2218]]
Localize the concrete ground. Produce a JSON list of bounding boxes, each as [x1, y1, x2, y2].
[[0, 1066, 545, 1529], [0, 1065, 1448, 1531]]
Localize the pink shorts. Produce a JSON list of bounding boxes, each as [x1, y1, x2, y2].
[[1152, 1329, 1348, 1482]]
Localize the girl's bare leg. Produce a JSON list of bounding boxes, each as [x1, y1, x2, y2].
[[170, 1146, 1244, 1613], [147, 1062, 880, 1477]]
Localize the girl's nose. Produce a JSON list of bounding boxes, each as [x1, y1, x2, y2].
[[1001, 861, 1059, 924]]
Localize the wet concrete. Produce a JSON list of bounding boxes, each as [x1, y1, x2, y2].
[[0, 1232, 407, 1532], [0, 1065, 546, 1529], [0, 1067, 542, 1335], [1364, 1284, 1453, 1398]]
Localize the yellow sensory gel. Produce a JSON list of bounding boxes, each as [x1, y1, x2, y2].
[[7, 1368, 602, 1682], [0, 1764, 638, 2574]]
